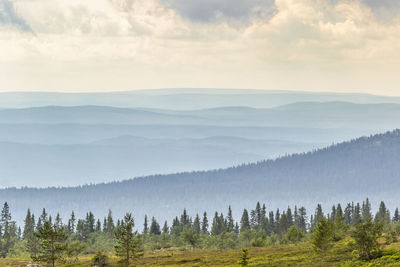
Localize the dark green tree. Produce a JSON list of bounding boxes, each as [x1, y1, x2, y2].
[[201, 212, 209, 234], [352, 218, 383, 260], [149, 217, 161, 235], [240, 209, 250, 232], [312, 217, 333, 252], [193, 214, 201, 234], [114, 213, 142, 267], [32, 221, 68, 267]]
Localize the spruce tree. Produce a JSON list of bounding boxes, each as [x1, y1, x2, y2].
[[96, 219, 101, 232], [23, 209, 35, 240], [149, 217, 161, 235], [193, 214, 201, 234], [32, 221, 67, 267], [114, 213, 142, 267], [393, 208, 400, 222], [162, 221, 169, 234], [1, 202, 14, 257], [106, 210, 115, 237], [362, 198, 372, 220], [312, 217, 333, 252], [287, 207, 293, 227], [143, 215, 148, 234], [201, 212, 209, 234], [298, 207, 307, 232], [227, 206, 234, 232], [68, 211, 76, 234], [240, 209, 250, 232]]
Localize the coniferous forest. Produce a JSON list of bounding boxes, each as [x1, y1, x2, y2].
[[0, 198, 400, 266]]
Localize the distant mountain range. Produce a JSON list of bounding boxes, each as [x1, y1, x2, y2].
[[1, 101, 399, 187], [1, 102, 400, 128], [1, 89, 400, 109], [1, 129, 400, 225]]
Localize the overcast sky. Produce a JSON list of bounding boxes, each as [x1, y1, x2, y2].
[[1, 0, 400, 95]]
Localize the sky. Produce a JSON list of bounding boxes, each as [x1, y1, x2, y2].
[[1, 0, 400, 95]]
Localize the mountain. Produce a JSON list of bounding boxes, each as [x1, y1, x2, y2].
[[0, 136, 321, 187], [1, 89, 400, 109], [1, 102, 400, 128], [1, 129, 400, 225]]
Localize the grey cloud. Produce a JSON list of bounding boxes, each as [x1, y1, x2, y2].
[[161, 0, 276, 24], [361, 0, 400, 19], [0, 0, 32, 31]]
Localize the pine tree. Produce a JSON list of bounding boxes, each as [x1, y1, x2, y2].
[[287, 207, 293, 227], [106, 210, 115, 237], [23, 209, 35, 240], [362, 198, 372, 220], [180, 209, 190, 229], [344, 203, 353, 225], [298, 207, 307, 232], [1, 202, 14, 257], [162, 221, 169, 234], [353, 203, 361, 224], [352, 217, 383, 260], [55, 213, 62, 228], [143, 215, 148, 234], [96, 219, 101, 232], [393, 208, 400, 222], [114, 213, 142, 267], [193, 214, 201, 234], [32, 221, 68, 267], [86, 212, 95, 233], [268, 211, 275, 234], [255, 202, 262, 227], [314, 204, 324, 227], [68, 211, 76, 234], [375, 201, 389, 224], [149, 217, 161, 235], [240, 209, 250, 232], [39, 208, 48, 224], [201, 212, 209, 234], [312, 217, 333, 252], [227, 206, 234, 232]]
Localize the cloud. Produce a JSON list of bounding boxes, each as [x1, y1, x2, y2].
[[161, 0, 276, 24], [0, 0, 32, 31], [1, 0, 400, 95]]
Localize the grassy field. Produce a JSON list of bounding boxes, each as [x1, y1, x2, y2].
[[1, 240, 400, 266]]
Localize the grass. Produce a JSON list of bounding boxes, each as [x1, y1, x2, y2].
[[1, 240, 400, 266]]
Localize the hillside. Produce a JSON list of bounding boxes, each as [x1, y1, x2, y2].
[[1, 129, 400, 225]]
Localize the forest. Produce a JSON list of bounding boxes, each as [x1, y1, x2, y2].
[[0, 198, 399, 266]]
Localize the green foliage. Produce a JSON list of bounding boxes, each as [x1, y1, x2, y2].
[[32, 221, 68, 267], [66, 240, 87, 263], [182, 228, 199, 248], [92, 250, 109, 267], [312, 217, 334, 252], [239, 248, 249, 266], [286, 225, 305, 243], [114, 213, 143, 267], [351, 218, 383, 260]]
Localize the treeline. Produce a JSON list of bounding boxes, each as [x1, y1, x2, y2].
[[0, 199, 398, 265]]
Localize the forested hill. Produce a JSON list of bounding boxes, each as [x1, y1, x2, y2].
[[2, 129, 400, 224]]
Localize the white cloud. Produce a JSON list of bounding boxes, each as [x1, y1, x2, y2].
[[1, 0, 400, 95]]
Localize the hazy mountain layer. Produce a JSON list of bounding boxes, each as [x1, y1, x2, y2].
[[1, 89, 400, 109], [1, 102, 400, 128], [1, 129, 399, 225]]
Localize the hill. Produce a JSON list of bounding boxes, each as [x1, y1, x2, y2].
[[1, 129, 400, 225], [1, 102, 400, 128], [1, 89, 400, 109]]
